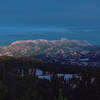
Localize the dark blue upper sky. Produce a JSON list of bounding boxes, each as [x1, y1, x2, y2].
[[0, 0, 100, 26], [0, 0, 100, 45]]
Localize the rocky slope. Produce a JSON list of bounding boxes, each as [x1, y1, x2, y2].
[[0, 38, 99, 57]]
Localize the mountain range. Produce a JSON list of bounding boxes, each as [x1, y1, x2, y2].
[[0, 38, 99, 57]]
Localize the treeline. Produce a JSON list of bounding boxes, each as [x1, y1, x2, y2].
[[0, 56, 100, 100]]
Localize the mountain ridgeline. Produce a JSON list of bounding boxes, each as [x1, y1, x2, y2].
[[0, 38, 99, 57]]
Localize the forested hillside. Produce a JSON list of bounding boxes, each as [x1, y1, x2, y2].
[[0, 56, 100, 100]]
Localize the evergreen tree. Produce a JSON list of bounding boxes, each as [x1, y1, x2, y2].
[[54, 96, 57, 100], [0, 81, 7, 100], [58, 88, 63, 100], [64, 97, 68, 100]]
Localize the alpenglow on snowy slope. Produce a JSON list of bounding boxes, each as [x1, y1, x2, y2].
[[0, 38, 99, 57]]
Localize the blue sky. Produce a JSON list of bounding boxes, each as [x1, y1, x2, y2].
[[0, 0, 100, 26], [0, 0, 100, 45]]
